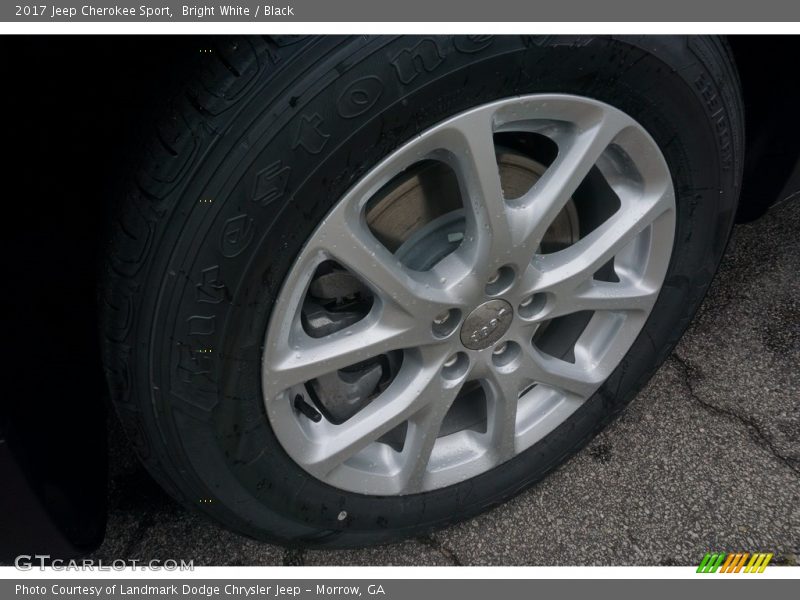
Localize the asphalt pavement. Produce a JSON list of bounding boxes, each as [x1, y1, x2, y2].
[[93, 197, 800, 566]]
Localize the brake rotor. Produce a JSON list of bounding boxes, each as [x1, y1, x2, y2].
[[366, 148, 580, 263]]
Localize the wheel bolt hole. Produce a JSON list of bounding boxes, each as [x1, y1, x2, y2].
[[442, 352, 469, 380], [491, 340, 520, 368], [519, 293, 547, 319], [485, 265, 515, 296], [432, 308, 462, 338]]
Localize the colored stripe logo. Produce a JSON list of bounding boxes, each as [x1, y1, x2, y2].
[[697, 552, 773, 573]]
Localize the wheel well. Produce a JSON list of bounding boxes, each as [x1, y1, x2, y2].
[[728, 36, 800, 221]]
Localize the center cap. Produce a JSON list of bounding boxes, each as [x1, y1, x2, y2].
[[460, 299, 514, 350]]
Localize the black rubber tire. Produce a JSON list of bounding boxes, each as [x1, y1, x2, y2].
[[101, 35, 744, 548]]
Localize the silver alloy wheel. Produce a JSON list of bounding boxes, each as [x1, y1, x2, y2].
[[262, 94, 676, 496]]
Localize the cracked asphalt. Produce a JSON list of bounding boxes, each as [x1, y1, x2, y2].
[[93, 197, 800, 566]]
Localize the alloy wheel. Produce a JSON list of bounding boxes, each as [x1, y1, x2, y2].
[[262, 94, 676, 495]]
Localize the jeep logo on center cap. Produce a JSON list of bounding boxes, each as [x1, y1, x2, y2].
[[460, 299, 514, 350]]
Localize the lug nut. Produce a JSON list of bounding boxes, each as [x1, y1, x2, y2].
[[442, 352, 469, 381], [432, 308, 461, 338], [491, 341, 521, 367], [493, 342, 508, 356], [519, 293, 547, 318], [433, 310, 450, 325], [485, 265, 515, 296]]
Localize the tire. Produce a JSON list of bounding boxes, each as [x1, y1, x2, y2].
[[101, 35, 743, 547]]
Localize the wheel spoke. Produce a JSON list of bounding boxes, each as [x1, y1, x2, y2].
[[484, 366, 526, 461], [396, 380, 464, 492], [545, 278, 660, 319], [439, 111, 516, 266], [303, 348, 456, 477], [264, 311, 426, 395], [527, 345, 606, 399], [531, 184, 673, 294], [516, 107, 631, 252], [318, 208, 457, 316]]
